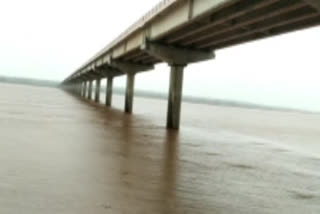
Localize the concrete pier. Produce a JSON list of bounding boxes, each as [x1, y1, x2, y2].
[[88, 80, 93, 100], [82, 81, 87, 97], [106, 77, 113, 106], [125, 74, 135, 113], [80, 82, 84, 97], [167, 65, 185, 129], [142, 41, 214, 129], [95, 79, 101, 103], [109, 60, 153, 113], [77, 83, 81, 96]]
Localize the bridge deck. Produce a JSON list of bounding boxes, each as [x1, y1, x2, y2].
[[65, 0, 320, 80]]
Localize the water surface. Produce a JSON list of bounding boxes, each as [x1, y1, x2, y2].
[[0, 83, 319, 214]]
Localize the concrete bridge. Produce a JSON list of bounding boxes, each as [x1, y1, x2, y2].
[[62, 0, 320, 129]]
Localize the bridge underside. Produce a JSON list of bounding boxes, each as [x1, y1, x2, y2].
[[119, 0, 320, 64], [64, 0, 320, 129]]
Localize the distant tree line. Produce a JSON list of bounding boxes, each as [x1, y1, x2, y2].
[[0, 75, 315, 114], [0, 75, 58, 87]]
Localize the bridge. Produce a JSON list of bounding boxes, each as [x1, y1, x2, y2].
[[62, 0, 320, 129]]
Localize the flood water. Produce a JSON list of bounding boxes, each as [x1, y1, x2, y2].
[[0, 83, 320, 214]]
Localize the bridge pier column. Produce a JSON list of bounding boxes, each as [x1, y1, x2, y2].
[[109, 60, 153, 113], [141, 41, 215, 129], [70, 84, 74, 93], [106, 77, 113, 106], [95, 78, 101, 103], [167, 65, 185, 129], [77, 83, 82, 96], [74, 84, 77, 94], [81, 82, 86, 97], [125, 74, 135, 113], [71, 84, 75, 94], [83, 81, 87, 97], [88, 80, 93, 100], [74, 84, 78, 94], [80, 82, 83, 96]]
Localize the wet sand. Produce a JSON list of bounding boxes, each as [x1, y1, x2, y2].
[[0, 83, 320, 214]]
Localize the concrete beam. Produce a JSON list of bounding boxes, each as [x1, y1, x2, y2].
[[141, 41, 215, 65], [95, 69, 112, 78], [110, 60, 153, 74], [95, 79, 101, 103], [77, 75, 88, 83], [91, 71, 105, 79], [81, 73, 95, 81], [305, 0, 320, 11], [125, 74, 135, 114], [106, 77, 113, 107], [98, 65, 124, 77], [85, 72, 101, 80]]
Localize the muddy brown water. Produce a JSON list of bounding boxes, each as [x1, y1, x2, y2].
[[0, 83, 320, 214]]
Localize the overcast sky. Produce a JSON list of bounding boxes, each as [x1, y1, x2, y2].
[[0, 0, 319, 112]]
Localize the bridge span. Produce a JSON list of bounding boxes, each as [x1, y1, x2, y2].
[[62, 0, 320, 129]]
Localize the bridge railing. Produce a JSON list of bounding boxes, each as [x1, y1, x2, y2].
[[73, 0, 180, 76]]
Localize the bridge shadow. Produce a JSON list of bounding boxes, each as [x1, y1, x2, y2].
[[160, 130, 180, 212], [112, 127, 181, 212]]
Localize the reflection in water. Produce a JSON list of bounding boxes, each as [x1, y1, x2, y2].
[[73, 93, 182, 212], [161, 131, 179, 212]]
